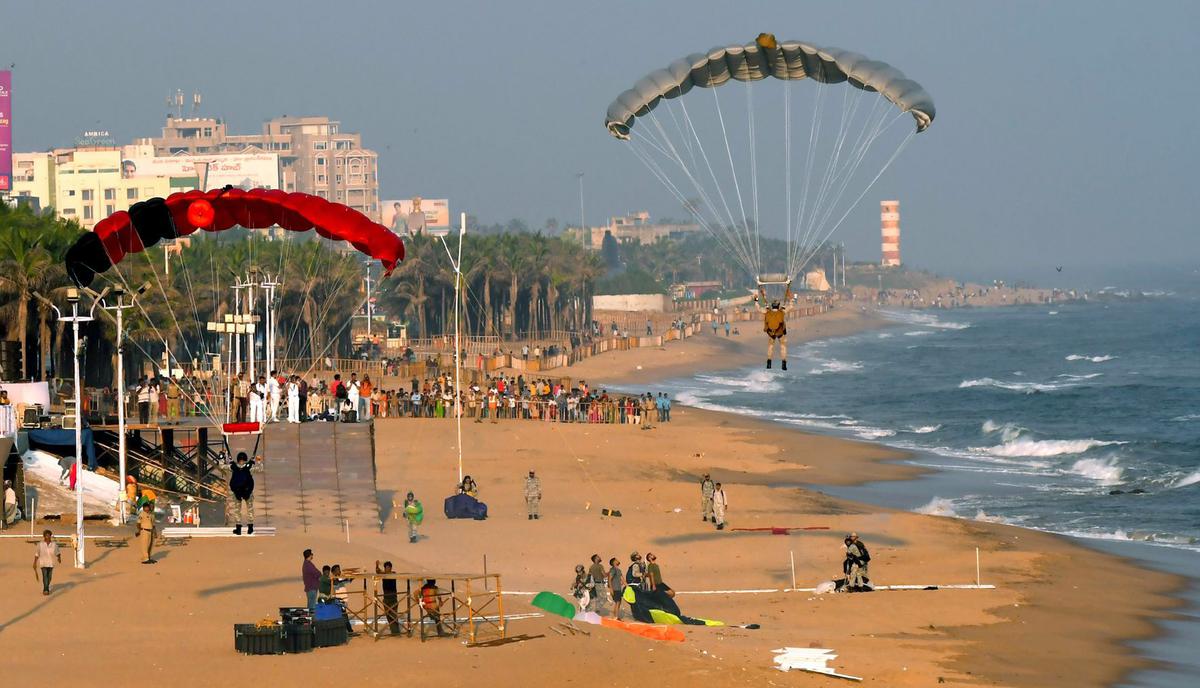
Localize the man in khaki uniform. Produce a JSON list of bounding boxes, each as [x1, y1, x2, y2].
[[754, 282, 792, 371], [524, 470, 542, 520], [136, 503, 157, 564], [700, 473, 715, 522]]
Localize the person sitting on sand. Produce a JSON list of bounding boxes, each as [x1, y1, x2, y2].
[[459, 475, 478, 498]]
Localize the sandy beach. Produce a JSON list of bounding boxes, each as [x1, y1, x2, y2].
[[0, 308, 1184, 687]]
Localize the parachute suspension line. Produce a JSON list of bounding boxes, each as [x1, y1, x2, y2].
[[638, 109, 758, 276], [784, 80, 792, 282], [676, 96, 758, 276], [790, 78, 827, 280], [797, 86, 864, 262], [649, 103, 756, 271], [662, 96, 699, 171], [710, 85, 758, 277], [804, 103, 899, 263], [793, 127, 915, 276], [745, 81, 762, 277], [627, 139, 755, 278]]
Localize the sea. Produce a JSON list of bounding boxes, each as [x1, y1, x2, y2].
[[653, 292, 1200, 686]]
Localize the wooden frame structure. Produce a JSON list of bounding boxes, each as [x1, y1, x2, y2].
[[339, 571, 505, 644]]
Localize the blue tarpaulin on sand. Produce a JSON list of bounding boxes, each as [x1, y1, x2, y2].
[[26, 427, 97, 470]]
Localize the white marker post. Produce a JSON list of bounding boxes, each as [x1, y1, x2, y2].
[[976, 547, 981, 586], [790, 550, 797, 590]]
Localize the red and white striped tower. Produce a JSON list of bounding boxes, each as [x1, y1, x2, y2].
[[881, 200, 900, 267]]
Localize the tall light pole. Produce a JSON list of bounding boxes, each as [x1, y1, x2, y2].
[[261, 273, 280, 374], [92, 283, 147, 525], [34, 286, 106, 568], [576, 172, 586, 235]]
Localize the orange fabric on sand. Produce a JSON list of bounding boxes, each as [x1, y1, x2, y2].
[[599, 617, 685, 642]]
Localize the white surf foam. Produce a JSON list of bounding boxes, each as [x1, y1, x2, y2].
[[880, 310, 970, 330], [914, 496, 959, 517], [695, 369, 783, 393], [808, 359, 864, 375], [903, 330, 934, 337], [1172, 470, 1200, 489], [1066, 354, 1117, 363], [982, 420, 1025, 443], [960, 378, 1074, 393], [986, 438, 1125, 458], [853, 427, 897, 440], [877, 332, 894, 339], [1169, 414, 1200, 423], [906, 425, 942, 434], [1056, 373, 1103, 380], [1068, 457, 1125, 485]]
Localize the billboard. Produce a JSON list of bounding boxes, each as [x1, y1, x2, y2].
[[381, 198, 451, 235], [0, 71, 11, 192], [119, 148, 280, 189]]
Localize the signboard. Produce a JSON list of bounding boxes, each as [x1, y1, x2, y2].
[[381, 198, 451, 234], [119, 148, 280, 189], [0, 70, 11, 192]]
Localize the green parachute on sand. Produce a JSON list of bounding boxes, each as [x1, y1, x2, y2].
[[405, 499, 424, 524]]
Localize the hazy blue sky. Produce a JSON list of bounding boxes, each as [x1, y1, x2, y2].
[[2, 0, 1197, 280]]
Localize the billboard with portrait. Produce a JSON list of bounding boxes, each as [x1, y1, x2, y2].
[[381, 198, 451, 235]]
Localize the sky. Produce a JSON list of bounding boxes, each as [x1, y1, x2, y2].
[[2, 0, 1197, 282]]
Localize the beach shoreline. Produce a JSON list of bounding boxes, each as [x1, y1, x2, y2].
[[0, 307, 1187, 688]]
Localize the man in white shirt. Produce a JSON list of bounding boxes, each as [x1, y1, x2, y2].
[[712, 483, 728, 531], [286, 375, 301, 424], [249, 375, 267, 425], [266, 370, 282, 423], [346, 373, 361, 422], [34, 529, 61, 595], [4, 479, 20, 525]]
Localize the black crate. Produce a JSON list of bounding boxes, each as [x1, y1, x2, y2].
[[280, 607, 313, 625], [314, 618, 349, 647], [234, 623, 283, 655], [283, 623, 315, 653]]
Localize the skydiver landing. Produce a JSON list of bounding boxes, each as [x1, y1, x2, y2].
[[754, 282, 791, 371]]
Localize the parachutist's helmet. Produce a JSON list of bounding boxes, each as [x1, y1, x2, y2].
[[771, 300, 781, 309], [575, 564, 585, 574]]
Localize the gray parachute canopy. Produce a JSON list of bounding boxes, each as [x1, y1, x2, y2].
[[605, 34, 935, 139]]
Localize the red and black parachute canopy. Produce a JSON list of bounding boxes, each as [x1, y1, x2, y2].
[[63, 187, 405, 287]]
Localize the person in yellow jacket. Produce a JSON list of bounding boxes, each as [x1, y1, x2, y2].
[[754, 282, 792, 370]]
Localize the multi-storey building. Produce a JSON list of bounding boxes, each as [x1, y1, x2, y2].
[[881, 200, 901, 267], [136, 115, 380, 220]]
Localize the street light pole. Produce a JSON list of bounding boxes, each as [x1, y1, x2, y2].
[[35, 287, 105, 568], [576, 172, 585, 235]]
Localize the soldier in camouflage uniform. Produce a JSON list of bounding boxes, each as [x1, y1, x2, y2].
[[524, 470, 542, 520], [700, 473, 716, 523]]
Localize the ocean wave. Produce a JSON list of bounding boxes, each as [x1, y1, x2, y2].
[[1169, 414, 1200, 422], [1066, 354, 1117, 363], [880, 310, 971, 330], [1048, 311, 1058, 315], [1173, 470, 1200, 489], [906, 425, 942, 434], [914, 496, 959, 517], [985, 438, 1125, 458], [960, 377, 1075, 393], [877, 332, 893, 339], [853, 427, 897, 440], [903, 330, 934, 337], [982, 420, 1025, 442], [808, 359, 864, 375], [1068, 457, 1124, 485], [695, 369, 783, 392], [1056, 373, 1103, 380]]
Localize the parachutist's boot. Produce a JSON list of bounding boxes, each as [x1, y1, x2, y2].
[[247, 524, 254, 535], [766, 359, 772, 369], [233, 524, 242, 536], [782, 360, 788, 371]]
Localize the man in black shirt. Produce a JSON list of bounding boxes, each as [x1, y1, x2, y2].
[[376, 560, 401, 634]]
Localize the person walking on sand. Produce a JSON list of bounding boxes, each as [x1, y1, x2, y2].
[[700, 473, 716, 523], [524, 469, 542, 520], [136, 502, 157, 564], [33, 529, 61, 595], [227, 451, 255, 536], [848, 532, 871, 590], [402, 491, 423, 543], [608, 556, 625, 619], [302, 549, 320, 610], [712, 482, 728, 530]]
